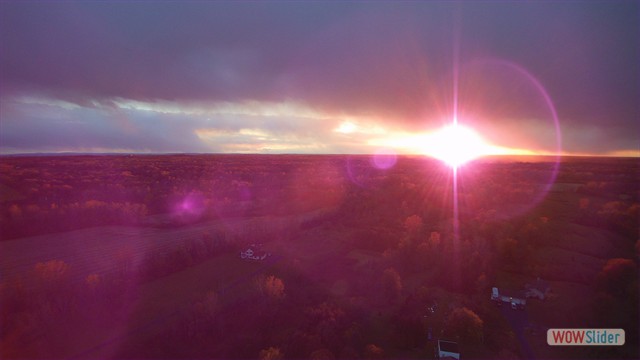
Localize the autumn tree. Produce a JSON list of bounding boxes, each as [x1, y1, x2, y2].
[[404, 214, 423, 238], [34, 259, 72, 298], [497, 237, 533, 273], [34, 259, 69, 283], [84, 273, 103, 301], [444, 307, 484, 345], [256, 275, 285, 301], [579, 198, 590, 210], [592, 258, 639, 357], [595, 201, 639, 237], [30, 259, 75, 319], [309, 348, 335, 360], [392, 292, 427, 348], [259, 346, 283, 360], [428, 231, 441, 248], [595, 258, 637, 299], [363, 344, 384, 359], [305, 302, 347, 353], [382, 267, 402, 303]]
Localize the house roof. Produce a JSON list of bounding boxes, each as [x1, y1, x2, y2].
[[526, 277, 550, 292], [438, 340, 460, 354], [498, 288, 526, 299]]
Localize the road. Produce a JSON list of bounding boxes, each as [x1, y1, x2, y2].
[[500, 305, 535, 359]]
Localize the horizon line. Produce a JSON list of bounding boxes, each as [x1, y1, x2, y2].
[[0, 151, 638, 159]]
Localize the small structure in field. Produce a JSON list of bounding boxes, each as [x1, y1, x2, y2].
[[491, 287, 526, 310], [240, 244, 270, 261], [437, 339, 460, 359], [525, 277, 551, 300]]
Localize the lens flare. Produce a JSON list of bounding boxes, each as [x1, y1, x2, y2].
[[424, 124, 491, 168], [370, 148, 397, 170]]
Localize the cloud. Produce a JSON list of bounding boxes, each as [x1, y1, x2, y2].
[[0, 100, 207, 153], [0, 1, 637, 154], [2, 93, 635, 156], [0, 96, 351, 154]]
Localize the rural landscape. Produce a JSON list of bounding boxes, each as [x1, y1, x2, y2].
[[1, 1, 638, 359], [0, 154, 637, 359]]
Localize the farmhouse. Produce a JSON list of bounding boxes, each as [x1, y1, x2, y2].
[[525, 277, 551, 300], [437, 340, 460, 359], [239, 244, 270, 261], [491, 287, 526, 309]]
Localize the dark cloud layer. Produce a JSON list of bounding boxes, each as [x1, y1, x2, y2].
[[0, 99, 209, 153], [0, 1, 638, 154]]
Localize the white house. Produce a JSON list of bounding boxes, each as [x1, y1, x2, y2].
[[437, 340, 460, 359], [240, 245, 270, 261], [525, 278, 551, 300], [491, 287, 526, 309]]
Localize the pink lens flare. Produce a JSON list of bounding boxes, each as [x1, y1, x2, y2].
[[345, 154, 393, 188], [455, 57, 562, 220], [370, 148, 398, 170], [172, 191, 206, 222]]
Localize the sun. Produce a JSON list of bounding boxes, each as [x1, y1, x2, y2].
[[424, 124, 492, 168]]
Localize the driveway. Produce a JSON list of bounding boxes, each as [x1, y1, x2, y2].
[[500, 306, 535, 359]]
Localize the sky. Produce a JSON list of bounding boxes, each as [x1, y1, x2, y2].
[[0, 1, 638, 156]]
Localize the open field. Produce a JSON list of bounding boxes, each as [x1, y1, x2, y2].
[[0, 212, 312, 288], [1, 155, 638, 359]]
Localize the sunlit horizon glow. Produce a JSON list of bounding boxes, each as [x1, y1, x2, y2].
[[424, 123, 494, 168], [0, 90, 634, 158], [0, 94, 633, 157], [365, 120, 538, 160], [3, 97, 640, 159]]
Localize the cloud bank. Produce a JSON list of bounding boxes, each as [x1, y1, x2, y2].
[[0, 1, 637, 155]]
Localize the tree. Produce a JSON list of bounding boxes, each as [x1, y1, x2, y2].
[[257, 275, 285, 301], [8, 204, 22, 219], [85, 273, 102, 298], [85, 273, 100, 288], [428, 231, 441, 248], [382, 267, 402, 303], [309, 348, 335, 360], [33, 259, 73, 315], [475, 273, 488, 293], [115, 247, 135, 276], [34, 260, 69, 283], [363, 344, 384, 359], [579, 198, 590, 210], [445, 307, 484, 345], [596, 201, 639, 237], [596, 258, 637, 299], [306, 302, 347, 353], [404, 215, 423, 235], [392, 302, 425, 348], [259, 347, 283, 360]]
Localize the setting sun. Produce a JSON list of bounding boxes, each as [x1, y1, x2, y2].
[[424, 124, 493, 168]]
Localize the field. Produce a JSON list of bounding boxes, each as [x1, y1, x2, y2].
[[0, 154, 638, 359]]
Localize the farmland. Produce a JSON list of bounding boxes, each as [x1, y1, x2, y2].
[[0, 154, 638, 359]]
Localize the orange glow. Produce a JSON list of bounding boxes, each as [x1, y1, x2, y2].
[[423, 124, 493, 167], [367, 122, 537, 162]]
